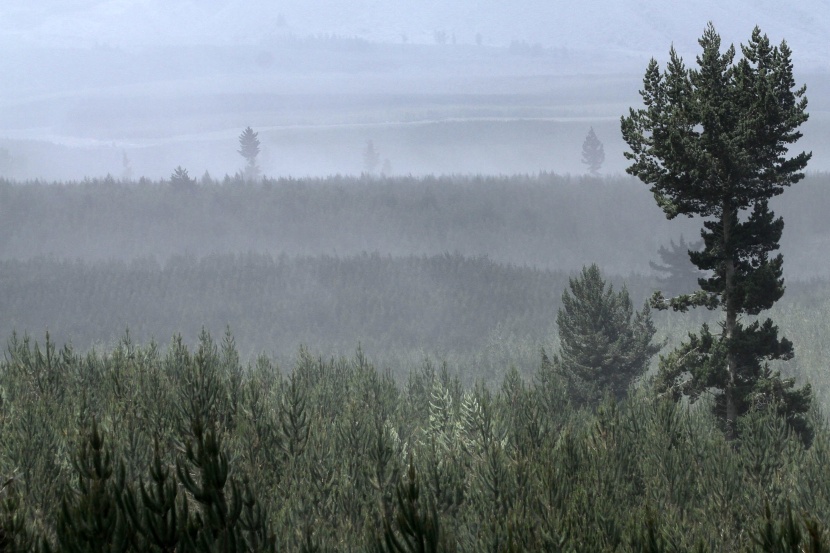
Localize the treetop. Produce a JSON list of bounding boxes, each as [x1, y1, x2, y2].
[[621, 24, 811, 221]]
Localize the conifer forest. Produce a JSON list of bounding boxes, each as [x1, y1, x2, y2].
[[3, 24, 830, 553]]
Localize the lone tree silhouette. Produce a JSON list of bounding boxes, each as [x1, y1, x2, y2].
[[581, 127, 605, 175], [363, 140, 381, 175], [238, 127, 261, 181], [621, 24, 813, 442], [121, 151, 133, 182]]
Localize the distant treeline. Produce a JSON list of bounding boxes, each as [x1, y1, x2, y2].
[[2, 172, 828, 276], [0, 252, 827, 401], [0, 173, 728, 269]]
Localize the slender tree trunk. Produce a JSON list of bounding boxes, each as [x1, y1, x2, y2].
[[722, 200, 738, 440]]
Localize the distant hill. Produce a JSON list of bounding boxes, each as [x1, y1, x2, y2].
[[3, 0, 828, 70]]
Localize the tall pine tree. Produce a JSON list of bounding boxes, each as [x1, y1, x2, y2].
[[621, 24, 812, 441]]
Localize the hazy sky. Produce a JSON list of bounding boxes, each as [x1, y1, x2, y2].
[[3, 0, 829, 62]]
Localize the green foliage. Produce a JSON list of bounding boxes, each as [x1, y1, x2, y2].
[[121, 438, 182, 553], [279, 370, 310, 459], [374, 458, 451, 553], [57, 419, 133, 553], [622, 25, 810, 219], [752, 504, 830, 552], [175, 418, 276, 552], [622, 24, 813, 441], [0, 478, 38, 553], [0, 331, 827, 551], [546, 264, 660, 405]]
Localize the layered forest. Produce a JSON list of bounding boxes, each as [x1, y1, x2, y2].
[[3, 10, 830, 550], [0, 169, 829, 551]]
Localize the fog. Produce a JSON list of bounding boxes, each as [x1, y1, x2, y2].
[[1, 1, 829, 363], [0, 44, 644, 179], [1, 1, 829, 180], [4, 7, 830, 545]]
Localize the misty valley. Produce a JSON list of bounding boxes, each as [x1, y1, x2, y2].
[[3, 16, 830, 553]]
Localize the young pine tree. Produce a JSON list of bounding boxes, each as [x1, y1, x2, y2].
[[58, 419, 134, 553], [621, 24, 813, 442], [373, 458, 449, 553], [544, 264, 660, 406]]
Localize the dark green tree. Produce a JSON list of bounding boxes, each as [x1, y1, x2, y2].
[[175, 416, 275, 552], [237, 127, 261, 182], [279, 370, 310, 459], [57, 419, 134, 553], [544, 264, 660, 405], [373, 458, 451, 553], [0, 477, 38, 553], [581, 127, 605, 175], [621, 24, 812, 441], [649, 236, 706, 297], [120, 437, 183, 553]]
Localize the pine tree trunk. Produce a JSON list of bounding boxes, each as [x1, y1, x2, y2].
[[723, 201, 738, 440]]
